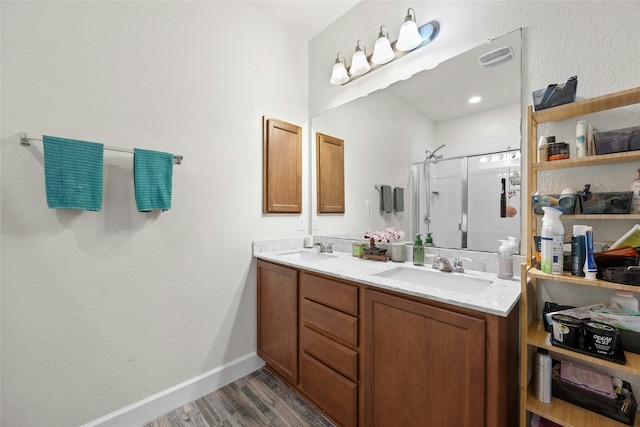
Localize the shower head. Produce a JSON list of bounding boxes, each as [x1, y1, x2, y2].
[[425, 144, 445, 161]]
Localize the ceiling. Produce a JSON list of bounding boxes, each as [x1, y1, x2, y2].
[[385, 29, 521, 122], [249, 1, 360, 41]]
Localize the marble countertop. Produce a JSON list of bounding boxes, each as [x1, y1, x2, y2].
[[254, 243, 521, 317]]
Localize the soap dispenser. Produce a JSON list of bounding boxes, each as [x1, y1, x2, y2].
[[497, 240, 514, 279], [425, 232, 434, 247], [413, 234, 424, 266]]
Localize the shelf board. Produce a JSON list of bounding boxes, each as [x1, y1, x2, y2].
[[531, 87, 640, 124], [526, 390, 640, 427], [532, 150, 640, 171], [527, 320, 640, 375], [534, 213, 640, 220], [528, 268, 640, 292]]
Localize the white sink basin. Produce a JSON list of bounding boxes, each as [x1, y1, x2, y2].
[[374, 267, 492, 295], [278, 251, 337, 262]]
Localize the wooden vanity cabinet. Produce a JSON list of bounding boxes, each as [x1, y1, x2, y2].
[[257, 260, 519, 427], [299, 271, 360, 427], [364, 289, 519, 427], [256, 260, 299, 385]]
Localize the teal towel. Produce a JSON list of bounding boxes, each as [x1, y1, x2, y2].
[[394, 187, 404, 212], [380, 185, 393, 213], [43, 135, 104, 211], [134, 148, 173, 212]]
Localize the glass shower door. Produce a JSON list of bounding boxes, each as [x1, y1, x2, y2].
[[426, 158, 465, 249]]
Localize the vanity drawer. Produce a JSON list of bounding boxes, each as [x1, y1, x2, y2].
[[301, 272, 358, 315], [300, 353, 357, 427], [301, 325, 358, 382], [301, 299, 358, 348]]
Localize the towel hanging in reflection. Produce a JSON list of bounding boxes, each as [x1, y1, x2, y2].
[[380, 185, 393, 213], [394, 187, 404, 212]]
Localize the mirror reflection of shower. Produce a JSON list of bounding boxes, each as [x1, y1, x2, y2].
[[412, 148, 520, 252]]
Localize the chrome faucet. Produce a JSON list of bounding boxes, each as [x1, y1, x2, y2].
[[315, 242, 333, 253], [452, 255, 471, 273], [432, 255, 452, 272]]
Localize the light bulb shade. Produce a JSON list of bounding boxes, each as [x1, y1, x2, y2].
[[349, 40, 370, 76], [372, 35, 394, 65], [330, 61, 349, 85], [396, 9, 422, 51]]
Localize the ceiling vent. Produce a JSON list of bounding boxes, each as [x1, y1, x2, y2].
[[478, 46, 514, 68]]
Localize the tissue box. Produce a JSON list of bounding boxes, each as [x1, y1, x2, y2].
[[594, 125, 640, 155]]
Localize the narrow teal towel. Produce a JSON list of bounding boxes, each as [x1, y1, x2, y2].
[[380, 185, 393, 213], [394, 187, 404, 212], [134, 148, 173, 212], [43, 135, 104, 211]]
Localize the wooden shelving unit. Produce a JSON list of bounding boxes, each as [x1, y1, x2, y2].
[[520, 86, 640, 427]]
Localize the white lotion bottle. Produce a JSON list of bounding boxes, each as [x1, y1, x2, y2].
[[537, 136, 548, 163], [576, 120, 588, 158], [497, 240, 514, 279]]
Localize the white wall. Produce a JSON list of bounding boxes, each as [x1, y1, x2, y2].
[[1, 2, 309, 426], [311, 89, 434, 239]]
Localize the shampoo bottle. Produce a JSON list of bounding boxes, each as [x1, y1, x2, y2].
[[584, 226, 598, 280], [413, 234, 424, 266], [497, 240, 514, 279], [537, 136, 548, 163], [541, 207, 564, 275], [534, 348, 552, 403], [571, 225, 587, 277]]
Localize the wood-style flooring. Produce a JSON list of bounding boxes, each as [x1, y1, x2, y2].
[[143, 367, 336, 427]]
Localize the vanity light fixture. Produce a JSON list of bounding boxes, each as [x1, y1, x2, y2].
[[330, 52, 350, 85], [371, 25, 394, 65], [349, 39, 371, 76], [396, 8, 422, 51], [329, 7, 439, 86]]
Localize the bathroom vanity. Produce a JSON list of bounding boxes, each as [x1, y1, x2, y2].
[[255, 247, 521, 427]]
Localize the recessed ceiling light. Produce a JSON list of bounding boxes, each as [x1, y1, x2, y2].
[[468, 96, 482, 104]]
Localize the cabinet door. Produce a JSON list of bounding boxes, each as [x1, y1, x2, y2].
[[316, 132, 345, 213], [257, 260, 298, 385], [262, 116, 302, 214], [364, 290, 486, 427]]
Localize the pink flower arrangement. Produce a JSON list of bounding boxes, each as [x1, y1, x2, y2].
[[363, 228, 406, 243]]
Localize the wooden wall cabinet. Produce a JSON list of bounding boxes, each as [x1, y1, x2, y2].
[[257, 260, 298, 385], [263, 116, 302, 214], [316, 133, 345, 213], [520, 87, 640, 427]]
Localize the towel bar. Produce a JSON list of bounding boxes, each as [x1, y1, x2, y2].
[[20, 132, 183, 165]]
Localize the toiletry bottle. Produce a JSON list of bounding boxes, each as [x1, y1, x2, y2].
[[537, 136, 548, 163], [611, 290, 639, 312], [413, 234, 424, 266], [576, 120, 588, 158], [540, 224, 553, 274], [534, 348, 552, 403], [584, 226, 598, 280], [508, 236, 520, 255], [631, 169, 640, 214], [424, 232, 434, 247], [570, 225, 587, 276], [541, 207, 564, 275], [497, 240, 514, 279]]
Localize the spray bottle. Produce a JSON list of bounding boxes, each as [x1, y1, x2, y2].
[[631, 169, 640, 214], [541, 207, 564, 275]]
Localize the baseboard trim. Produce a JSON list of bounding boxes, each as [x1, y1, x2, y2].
[[83, 352, 265, 427]]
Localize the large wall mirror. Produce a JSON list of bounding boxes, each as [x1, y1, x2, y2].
[[310, 29, 522, 252]]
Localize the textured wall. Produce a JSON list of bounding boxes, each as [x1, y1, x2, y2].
[[1, 2, 309, 426]]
